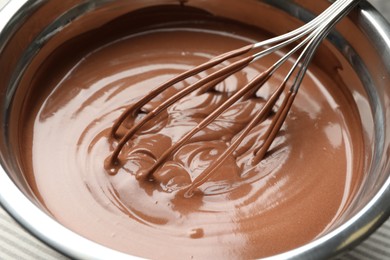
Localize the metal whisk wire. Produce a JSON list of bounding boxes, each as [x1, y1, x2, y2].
[[105, 0, 360, 195]]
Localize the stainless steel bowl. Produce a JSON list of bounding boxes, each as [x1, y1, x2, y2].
[[0, 0, 389, 259]]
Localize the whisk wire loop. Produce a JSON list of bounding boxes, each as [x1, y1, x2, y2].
[[106, 0, 360, 193]]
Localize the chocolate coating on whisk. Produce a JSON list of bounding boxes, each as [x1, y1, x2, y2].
[[105, 0, 358, 194], [104, 44, 256, 176]]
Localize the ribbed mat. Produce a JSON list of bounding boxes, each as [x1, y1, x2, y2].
[[0, 0, 389, 259], [0, 207, 66, 260], [340, 220, 390, 259]]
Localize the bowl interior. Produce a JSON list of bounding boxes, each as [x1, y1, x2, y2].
[[1, 0, 390, 259]]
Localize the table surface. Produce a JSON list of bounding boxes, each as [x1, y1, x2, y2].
[[1, 0, 390, 259]]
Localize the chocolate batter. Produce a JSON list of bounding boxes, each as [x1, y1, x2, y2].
[[20, 5, 364, 259]]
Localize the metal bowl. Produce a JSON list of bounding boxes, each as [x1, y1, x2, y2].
[[0, 0, 389, 259]]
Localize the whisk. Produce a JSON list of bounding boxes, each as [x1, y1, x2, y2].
[[105, 0, 360, 194]]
